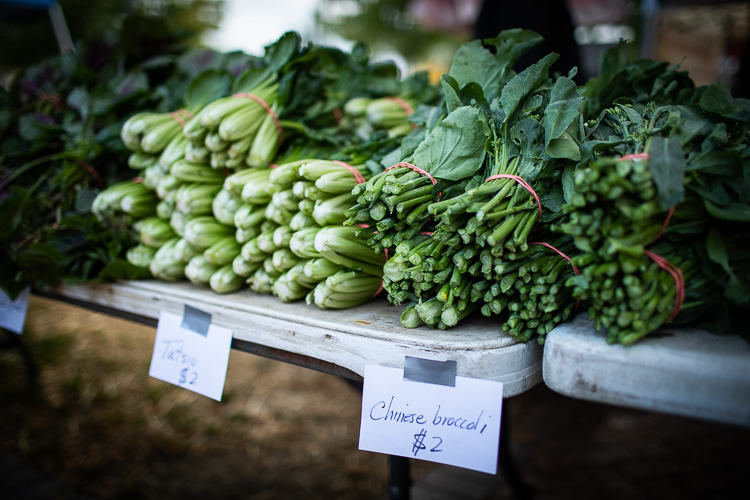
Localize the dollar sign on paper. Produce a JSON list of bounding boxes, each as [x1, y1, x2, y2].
[[412, 429, 427, 457], [179, 367, 187, 384]]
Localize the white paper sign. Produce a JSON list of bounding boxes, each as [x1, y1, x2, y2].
[[0, 287, 30, 334], [359, 365, 503, 474], [148, 310, 232, 401]]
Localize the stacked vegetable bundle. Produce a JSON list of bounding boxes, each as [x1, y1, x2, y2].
[[93, 31, 439, 307], [80, 28, 750, 345], [559, 77, 750, 345], [349, 32, 750, 346], [347, 31, 585, 339]]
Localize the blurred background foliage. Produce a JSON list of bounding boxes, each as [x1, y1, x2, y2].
[[0, 0, 224, 74]]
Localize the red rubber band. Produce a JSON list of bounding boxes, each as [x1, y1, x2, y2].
[[385, 96, 413, 115], [531, 241, 580, 311], [39, 92, 63, 110], [484, 174, 542, 220], [76, 160, 104, 188], [529, 242, 579, 275], [644, 249, 685, 322], [169, 109, 194, 127], [617, 153, 650, 161], [648, 205, 675, 245], [385, 161, 441, 201], [332, 107, 343, 124], [333, 160, 365, 184], [385, 162, 437, 185], [232, 93, 283, 146]]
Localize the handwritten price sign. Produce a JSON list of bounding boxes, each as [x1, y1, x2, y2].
[[0, 288, 30, 334], [148, 310, 232, 401], [359, 365, 503, 474]]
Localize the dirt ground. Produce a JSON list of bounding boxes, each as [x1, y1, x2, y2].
[[0, 296, 438, 499]]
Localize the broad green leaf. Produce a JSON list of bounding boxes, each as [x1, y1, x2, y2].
[[440, 75, 464, 114], [18, 113, 58, 142], [706, 227, 731, 273], [540, 183, 565, 213], [66, 87, 90, 120], [265, 31, 301, 73], [413, 106, 487, 181], [699, 82, 750, 122], [561, 165, 576, 204], [647, 136, 686, 209], [449, 30, 543, 102], [511, 117, 544, 158], [232, 67, 275, 94], [184, 69, 232, 112], [704, 199, 750, 221], [546, 130, 582, 161], [544, 77, 584, 143], [499, 53, 558, 126]]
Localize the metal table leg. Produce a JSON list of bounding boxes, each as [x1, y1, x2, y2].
[[1, 328, 39, 388], [499, 399, 534, 500]]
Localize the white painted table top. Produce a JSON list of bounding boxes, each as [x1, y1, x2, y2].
[[43, 280, 542, 397], [543, 314, 750, 427]]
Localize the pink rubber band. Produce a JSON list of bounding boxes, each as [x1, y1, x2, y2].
[[232, 93, 283, 145], [484, 174, 542, 220], [385, 96, 413, 115], [332, 107, 343, 124], [385, 161, 441, 201], [648, 205, 675, 245], [385, 162, 437, 185], [529, 242, 579, 275], [617, 153, 650, 161], [169, 109, 194, 127], [530, 241, 581, 311], [333, 160, 365, 184], [644, 249, 685, 322]]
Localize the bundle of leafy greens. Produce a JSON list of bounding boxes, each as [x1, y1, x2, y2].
[[560, 79, 750, 345], [92, 31, 440, 304], [0, 17, 256, 299], [357, 30, 585, 339]]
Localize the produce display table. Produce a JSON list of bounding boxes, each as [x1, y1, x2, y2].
[[543, 314, 750, 428], [36, 280, 543, 396], [36, 280, 543, 499]]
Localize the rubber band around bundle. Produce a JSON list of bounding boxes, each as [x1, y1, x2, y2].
[[644, 249, 685, 322], [614, 152, 671, 246], [484, 174, 542, 220], [648, 205, 675, 245], [384, 162, 440, 200], [76, 160, 104, 188], [169, 109, 194, 127], [39, 92, 63, 110], [385, 96, 413, 115], [231, 93, 283, 146], [529, 242, 579, 275], [530, 241, 581, 311], [332, 107, 343, 124], [614, 153, 683, 319], [333, 160, 365, 184], [616, 153, 650, 161]]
